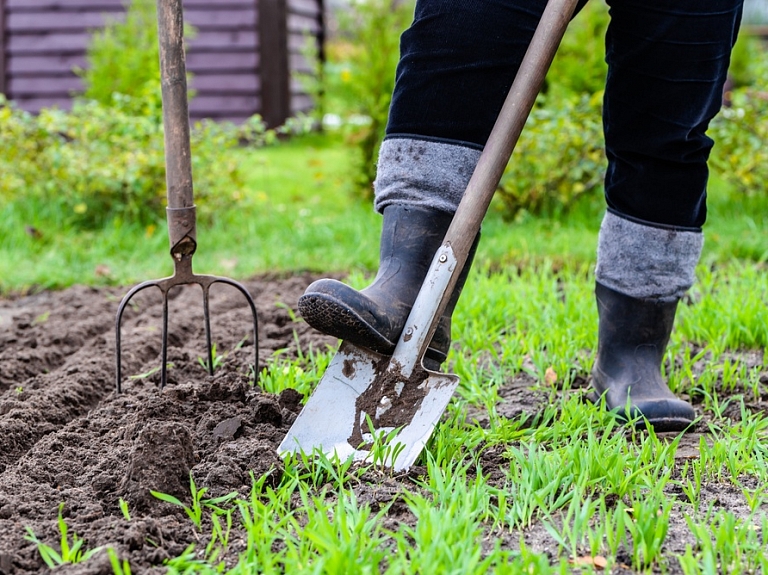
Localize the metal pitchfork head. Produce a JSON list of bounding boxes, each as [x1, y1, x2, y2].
[[115, 0, 258, 392]]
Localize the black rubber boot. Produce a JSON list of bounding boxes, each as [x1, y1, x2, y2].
[[590, 281, 696, 431], [298, 204, 477, 368]]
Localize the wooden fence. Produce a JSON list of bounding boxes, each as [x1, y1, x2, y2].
[[0, 0, 324, 126]]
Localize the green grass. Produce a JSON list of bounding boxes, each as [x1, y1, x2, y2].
[[7, 132, 768, 573], [4, 131, 767, 293], [0, 133, 379, 292]]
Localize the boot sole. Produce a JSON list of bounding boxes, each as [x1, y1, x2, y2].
[[298, 292, 445, 368], [298, 292, 397, 355], [629, 416, 695, 433]]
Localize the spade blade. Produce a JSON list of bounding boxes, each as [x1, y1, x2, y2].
[[278, 341, 459, 472]]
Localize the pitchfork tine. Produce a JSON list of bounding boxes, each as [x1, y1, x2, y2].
[[116, 280, 162, 393], [161, 292, 170, 387], [115, 275, 260, 392], [113, 0, 260, 393], [203, 285, 214, 376]]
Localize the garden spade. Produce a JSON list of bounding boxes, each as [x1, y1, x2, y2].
[[279, 0, 580, 471], [114, 0, 258, 392]]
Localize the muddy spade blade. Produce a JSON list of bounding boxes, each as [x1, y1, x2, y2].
[[280, 0, 579, 470], [278, 341, 459, 471]]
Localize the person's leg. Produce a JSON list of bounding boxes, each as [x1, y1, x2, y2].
[[377, 0, 596, 213], [593, 0, 743, 429], [300, 0, 555, 366]]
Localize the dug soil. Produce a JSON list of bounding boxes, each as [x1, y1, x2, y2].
[[0, 277, 766, 574], [0, 274, 337, 574]]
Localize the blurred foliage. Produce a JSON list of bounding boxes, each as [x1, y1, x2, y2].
[[713, 28, 768, 196], [727, 31, 766, 88], [0, 0, 293, 229], [544, 1, 609, 99], [78, 0, 164, 118], [709, 87, 768, 197], [497, 92, 605, 220], [3, 0, 764, 231], [0, 95, 274, 228], [324, 0, 415, 197]]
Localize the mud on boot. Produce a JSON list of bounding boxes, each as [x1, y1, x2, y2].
[[298, 204, 477, 369], [590, 281, 696, 432]]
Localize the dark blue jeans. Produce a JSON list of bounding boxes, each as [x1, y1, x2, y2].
[[386, 0, 744, 228]]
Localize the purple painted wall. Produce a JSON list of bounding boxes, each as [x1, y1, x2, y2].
[[0, 0, 323, 125]]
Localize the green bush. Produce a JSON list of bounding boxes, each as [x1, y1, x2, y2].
[[708, 43, 768, 196], [709, 87, 768, 196], [0, 0, 282, 229], [727, 32, 765, 89], [0, 95, 271, 228], [78, 0, 164, 118], [325, 0, 415, 196], [496, 93, 605, 219]]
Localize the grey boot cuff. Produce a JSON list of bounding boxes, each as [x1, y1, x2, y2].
[[373, 137, 482, 214], [595, 210, 703, 301]]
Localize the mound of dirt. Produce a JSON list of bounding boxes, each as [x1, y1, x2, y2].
[[0, 274, 336, 574]]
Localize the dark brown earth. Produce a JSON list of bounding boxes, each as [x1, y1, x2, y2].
[[0, 277, 766, 574], [0, 274, 336, 574]]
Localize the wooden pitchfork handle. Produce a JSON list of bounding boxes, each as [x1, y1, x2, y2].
[[158, 0, 197, 258]]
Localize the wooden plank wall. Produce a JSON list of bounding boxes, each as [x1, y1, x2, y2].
[[0, 0, 6, 96], [287, 0, 323, 115], [0, 0, 323, 124]]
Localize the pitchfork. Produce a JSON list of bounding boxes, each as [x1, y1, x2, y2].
[[115, 0, 258, 392]]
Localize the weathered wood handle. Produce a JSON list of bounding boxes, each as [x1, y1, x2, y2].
[[157, 0, 197, 254], [157, 0, 194, 211]]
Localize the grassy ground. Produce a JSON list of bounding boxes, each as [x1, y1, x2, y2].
[[4, 132, 767, 292], [7, 133, 768, 573], [165, 256, 768, 574]]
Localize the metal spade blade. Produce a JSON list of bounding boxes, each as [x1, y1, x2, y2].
[[278, 341, 459, 471]]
